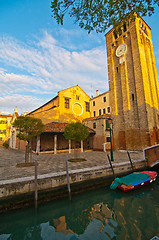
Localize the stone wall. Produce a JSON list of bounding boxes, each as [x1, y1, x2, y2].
[[144, 144, 159, 167], [0, 159, 146, 200]]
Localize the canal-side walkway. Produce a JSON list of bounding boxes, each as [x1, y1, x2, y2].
[[0, 146, 145, 181], [0, 146, 147, 211]]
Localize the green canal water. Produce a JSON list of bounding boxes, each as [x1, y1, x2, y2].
[[0, 173, 159, 240]]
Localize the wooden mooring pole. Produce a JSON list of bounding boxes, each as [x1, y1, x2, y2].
[[107, 154, 115, 177], [127, 151, 134, 172], [65, 159, 71, 200], [34, 157, 38, 209]]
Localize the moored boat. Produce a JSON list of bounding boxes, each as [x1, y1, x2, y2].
[[110, 171, 157, 192]]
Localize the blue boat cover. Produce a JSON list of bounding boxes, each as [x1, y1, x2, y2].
[[120, 172, 151, 186], [110, 172, 151, 189]]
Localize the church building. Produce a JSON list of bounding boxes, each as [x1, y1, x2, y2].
[[27, 85, 95, 153]]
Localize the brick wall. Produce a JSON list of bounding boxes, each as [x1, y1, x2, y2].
[[105, 16, 159, 150]]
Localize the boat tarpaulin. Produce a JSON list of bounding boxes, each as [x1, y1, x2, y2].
[[110, 172, 151, 189]]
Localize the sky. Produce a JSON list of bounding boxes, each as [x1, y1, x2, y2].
[[0, 0, 159, 115]]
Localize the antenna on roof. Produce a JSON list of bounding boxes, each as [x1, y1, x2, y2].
[[91, 84, 93, 98]]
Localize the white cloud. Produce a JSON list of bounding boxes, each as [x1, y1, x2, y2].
[[0, 94, 46, 115], [0, 31, 108, 114]]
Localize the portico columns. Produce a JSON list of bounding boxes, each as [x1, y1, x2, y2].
[[81, 140, 83, 152], [54, 134, 57, 154], [69, 139, 71, 153], [36, 135, 40, 154]]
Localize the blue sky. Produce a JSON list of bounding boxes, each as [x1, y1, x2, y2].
[[0, 0, 159, 115]]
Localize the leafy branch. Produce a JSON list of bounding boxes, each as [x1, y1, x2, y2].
[[51, 0, 159, 33]]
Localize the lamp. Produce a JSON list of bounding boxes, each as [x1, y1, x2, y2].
[[108, 118, 114, 161]]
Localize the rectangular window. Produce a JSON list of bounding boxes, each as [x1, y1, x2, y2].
[[65, 98, 70, 108], [106, 119, 110, 130], [93, 101, 95, 106], [85, 102, 90, 112], [107, 107, 111, 113], [93, 111, 96, 117], [76, 95, 80, 100], [0, 120, 6, 124], [103, 96, 106, 102], [93, 122, 96, 129], [0, 130, 6, 134], [99, 109, 101, 116], [103, 108, 105, 114]]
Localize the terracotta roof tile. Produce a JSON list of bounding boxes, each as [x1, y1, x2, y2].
[[0, 114, 12, 118], [45, 122, 67, 133], [44, 122, 95, 133]]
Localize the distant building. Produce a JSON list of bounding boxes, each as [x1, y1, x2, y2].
[[90, 90, 110, 118], [0, 113, 12, 145], [9, 108, 19, 149]]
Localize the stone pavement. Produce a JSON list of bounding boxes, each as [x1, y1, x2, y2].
[[0, 146, 145, 181]]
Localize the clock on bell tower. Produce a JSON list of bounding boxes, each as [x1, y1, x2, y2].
[[105, 14, 159, 150]]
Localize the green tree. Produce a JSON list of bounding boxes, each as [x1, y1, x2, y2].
[[51, 0, 159, 33], [64, 121, 89, 142], [64, 122, 89, 157], [13, 116, 45, 163]]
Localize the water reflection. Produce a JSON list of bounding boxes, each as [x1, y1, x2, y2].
[[39, 203, 117, 240], [0, 174, 159, 240]]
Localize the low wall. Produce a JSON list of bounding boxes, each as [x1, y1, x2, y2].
[[0, 159, 146, 211], [144, 144, 159, 167]]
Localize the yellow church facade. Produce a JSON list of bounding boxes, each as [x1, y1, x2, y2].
[[27, 85, 95, 153], [28, 85, 90, 124]]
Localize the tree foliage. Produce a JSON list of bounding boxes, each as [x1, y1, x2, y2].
[[64, 122, 89, 142], [14, 116, 45, 143], [51, 0, 159, 33], [13, 116, 45, 163]]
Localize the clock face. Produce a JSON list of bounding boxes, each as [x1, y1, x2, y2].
[[116, 44, 127, 57]]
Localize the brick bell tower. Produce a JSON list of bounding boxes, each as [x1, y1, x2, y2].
[[105, 14, 159, 150]]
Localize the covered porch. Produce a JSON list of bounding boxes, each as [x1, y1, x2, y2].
[[32, 122, 95, 154]]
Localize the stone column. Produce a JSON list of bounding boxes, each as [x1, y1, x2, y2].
[[36, 135, 40, 154], [54, 134, 57, 154], [69, 139, 71, 153], [81, 140, 83, 152], [103, 143, 106, 152]]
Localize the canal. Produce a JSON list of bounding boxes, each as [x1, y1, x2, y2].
[[0, 171, 158, 240]]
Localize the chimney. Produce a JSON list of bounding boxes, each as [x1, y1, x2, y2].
[[96, 90, 99, 96]]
